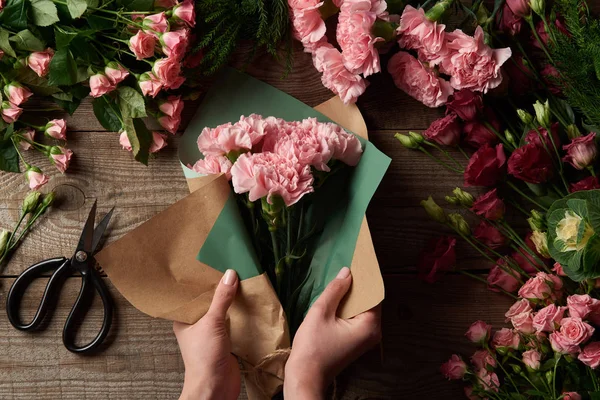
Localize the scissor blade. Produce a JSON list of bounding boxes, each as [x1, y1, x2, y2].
[[92, 207, 114, 254], [76, 200, 97, 254]]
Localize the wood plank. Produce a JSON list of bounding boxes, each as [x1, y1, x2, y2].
[[0, 274, 511, 399]]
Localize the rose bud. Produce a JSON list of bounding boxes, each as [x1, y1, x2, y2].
[[440, 355, 467, 380], [104, 62, 130, 85], [517, 109, 534, 125], [160, 29, 190, 60], [446, 89, 483, 121], [129, 30, 157, 60], [1, 101, 23, 123], [18, 128, 35, 151], [452, 187, 474, 207], [420, 196, 446, 223], [25, 166, 49, 190], [119, 130, 132, 151], [522, 350, 541, 370], [149, 131, 167, 153], [423, 113, 461, 146], [44, 119, 67, 140], [138, 72, 163, 98], [142, 12, 169, 34], [0, 230, 9, 256], [172, 0, 196, 27], [533, 99, 551, 129], [562, 133, 597, 170], [465, 320, 492, 344], [49, 146, 73, 173], [27, 48, 54, 77], [449, 213, 471, 236], [471, 188, 505, 220], [4, 82, 32, 106], [395, 133, 420, 149], [22, 190, 41, 214], [158, 95, 184, 118], [89, 73, 116, 98]]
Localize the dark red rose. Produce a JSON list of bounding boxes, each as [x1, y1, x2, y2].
[[525, 122, 560, 149], [507, 143, 554, 183], [570, 176, 600, 192], [474, 221, 507, 250], [497, 4, 523, 36], [533, 15, 570, 49], [423, 113, 462, 146], [503, 55, 535, 96], [540, 64, 562, 95], [471, 188, 506, 220], [418, 236, 457, 283], [446, 89, 483, 121], [464, 144, 506, 187]]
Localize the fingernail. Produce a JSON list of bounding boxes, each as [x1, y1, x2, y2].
[[336, 267, 350, 279], [222, 269, 237, 286]]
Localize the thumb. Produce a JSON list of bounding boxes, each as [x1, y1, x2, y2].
[[312, 267, 352, 317], [207, 269, 239, 320]]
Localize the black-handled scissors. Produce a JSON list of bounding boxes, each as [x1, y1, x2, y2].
[[6, 201, 114, 354]]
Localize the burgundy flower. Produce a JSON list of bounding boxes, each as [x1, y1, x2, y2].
[[570, 176, 600, 193], [541, 64, 562, 95], [533, 15, 570, 49], [563, 133, 597, 170], [446, 89, 483, 121], [464, 144, 506, 187], [497, 4, 523, 36], [508, 143, 554, 183], [423, 113, 462, 146], [418, 236, 457, 283], [506, 0, 530, 17], [474, 221, 507, 250], [503, 55, 535, 96], [525, 123, 560, 149], [471, 188, 505, 220]]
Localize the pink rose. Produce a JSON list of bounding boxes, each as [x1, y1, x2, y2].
[[474, 221, 507, 250], [522, 349, 541, 370], [138, 72, 163, 97], [560, 317, 595, 346], [129, 30, 157, 60], [563, 133, 597, 170], [511, 311, 535, 334], [159, 95, 184, 118], [387, 51, 453, 108], [553, 262, 567, 277], [464, 386, 478, 400], [440, 27, 512, 93], [289, 0, 326, 45], [49, 146, 73, 173], [567, 294, 600, 320], [472, 189, 505, 220], [1, 101, 23, 123], [25, 166, 49, 190], [417, 236, 456, 284], [579, 342, 600, 368], [157, 114, 181, 134], [492, 327, 520, 350], [422, 113, 461, 146], [312, 43, 367, 104], [505, 299, 532, 321], [4, 82, 32, 106], [19, 128, 35, 151], [89, 73, 116, 98], [533, 304, 566, 332], [470, 349, 496, 371], [143, 12, 169, 34], [477, 370, 500, 393], [27, 48, 54, 77], [446, 89, 483, 121], [464, 144, 506, 187], [198, 123, 254, 156], [44, 119, 67, 140], [465, 320, 491, 344], [397, 5, 447, 65], [563, 393, 582, 400], [518, 272, 562, 301], [506, 0, 530, 17], [440, 354, 467, 380], [153, 58, 185, 89], [487, 264, 520, 293], [104, 62, 130, 85], [119, 130, 132, 151], [570, 176, 600, 193], [160, 29, 190, 60], [149, 131, 167, 153], [230, 152, 314, 206], [173, 0, 196, 27], [549, 331, 580, 355], [192, 155, 233, 180]]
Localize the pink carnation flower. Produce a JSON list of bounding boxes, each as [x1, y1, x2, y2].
[[397, 5, 447, 64], [231, 152, 314, 206], [198, 118, 268, 157], [289, 0, 326, 46], [192, 155, 233, 180]]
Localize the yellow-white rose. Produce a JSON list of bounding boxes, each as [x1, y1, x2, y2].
[[555, 210, 594, 252], [531, 230, 550, 258]]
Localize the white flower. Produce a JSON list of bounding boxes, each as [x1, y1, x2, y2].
[[555, 210, 594, 252]]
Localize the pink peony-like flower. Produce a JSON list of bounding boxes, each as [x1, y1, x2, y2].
[[397, 5, 447, 65], [477, 370, 500, 393], [487, 263, 520, 293], [143, 12, 169, 34], [465, 320, 491, 344], [161, 29, 190, 60], [4, 82, 32, 106], [44, 119, 67, 140], [139, 72, 163, 97], [158, 114, 181, 134], [387, 51, 453, 108], [119, 130, 132, 151], [422, 113, 461, 146], [230, 152, 314, 206], [25, 166, 49, 190], [446, 89, 483, 121], [549, 331, 580, 355], [89, 73, 116, 98], [159, 95, 184, 118], [1, 101, 22, 123], [49, 146, 73, 173], [27, 48, 54, 77], [312, 43, 367, 104], [559, 317, 595, 346], [149, 131, 167, 153], [563, 133, 597, 170], [173, 0, 196, 27], [579, 342, 600, 368], [192, 155, 233, 180], [440, 26, 512, 93], [472, 189, 505, 220], [563, 393, 582, 400], [511, 311, 535, 334], [533, 304, 566, 332], [522, 349, 541, 370], [464, 143, 506, 187], [105, 62, 130, 85], [470, 349, 496, 371], [289, 0, 326, 46], [19, 128, 35, 151], [492, 327, 520, 349], [129, 30, 157, 60], [440, 354, 467, 380], [567, 294, 600, 320], [153, 58, 185, 89], [505, 299, 532, 320], [519, 272, 563, 301]]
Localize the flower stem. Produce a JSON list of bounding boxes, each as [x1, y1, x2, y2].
[[458, 270, 518, 299], [483, 121, 513, 151], [423, 140, 463, 170], [553, 355, 561, 398], [0, 212, 27, 264], [419, 146, 464, 174], [457, 145, 470, 161], [528, 18, 556, 65], [506, 181, 549, 211]]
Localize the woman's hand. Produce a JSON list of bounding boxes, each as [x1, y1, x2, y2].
[[284, 267, 382, 399], [174, 269, 241, 400]]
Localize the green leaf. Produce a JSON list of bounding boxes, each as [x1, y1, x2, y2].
[[87, 14, 116, 29], [54, 26, 78, 50], [0, 0, 29, 30], [12, 65, 60, 96], [119, 0, 153, 11], [10, 30, 45, 51], [47, 48, 78, 86], [0, 29, 16, 58], [52, 92, 72, 102], [92, 96, 122, 131], [66, 0, 87, 18], [583, 234, 600, 277], [123, 117, 151, 165], [0, 135, 20, 173], [117, 87, 146, 119], [86, 0, 98, 7], [30, 0, 59, 26]]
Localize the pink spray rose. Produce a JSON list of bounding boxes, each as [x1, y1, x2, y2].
[[533, 304, 566, 332], [1, 101, 23, 123], [44, 119, 67, 140], [89, 73, 116, 98], [440, 26, 512, 93], [312, 43, 367, 104], [149, 131, 167, 153], [49, 146, 73, 173], [446, 89, 483, 121], [505, 299, 532, 320], [422, 113, 461, 146], [477, 370, 500, 393], [4, 82, 32, 106], [417, 236, 456, 284], [562, 133, 597, 170], [397, 5, 447, 65], [119, 130, 132, 151], [143, 12, 169, 34], [129, 30, 157, 60], [492, 327, 520, 349], [173, 0, 196, 27], [549, 331, 580, 355], [158, 114, 181, 134], [160, 29, 190, 60], [192, 155, 233, 180], [230, 152, 314, 206], [387, 51, 453, 108], [578, 342, 600, 368], [563, 393, 582, 400], [559, 317, 595, 346], [153, 58, 185, 89], [104, 62, 130, 85], [159, 95, 184, 118], [440, 354, 467, 380], [470, 349, 496, 371], [465, 320, 491, 344], [522, 349, 541, 370], [27, 48, 54, 77], [139, 72, 163, 97], [567, 294, 600, 320], [289, 0, 326, 46], [487, 264, 520, 293], [472, 189, 505, 220], [19, 128, 35, 151], [25, 166, 49, 190], [511, 311, 535, 334], [518, 272, 563, 301]]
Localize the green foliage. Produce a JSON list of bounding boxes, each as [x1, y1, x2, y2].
[[117, 86, 147, 119], [92, 95, 123, 131], [47, 48, 78, 86], [10, 29, 45, 51], [0, 0, 30, 30], [0, 132, 19, 173], [123, 117, 152, 165], [30, 0, 60, 26], [0, 28, 17, 58], [66, 0, 87, 18], [195, 0, 293, 75]]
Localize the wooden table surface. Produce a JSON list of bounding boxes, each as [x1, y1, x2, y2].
[[0, 45, 514, 399]]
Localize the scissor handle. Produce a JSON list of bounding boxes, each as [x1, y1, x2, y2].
[[62, 264, 113, 354], [6, 257, 71, 331]]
